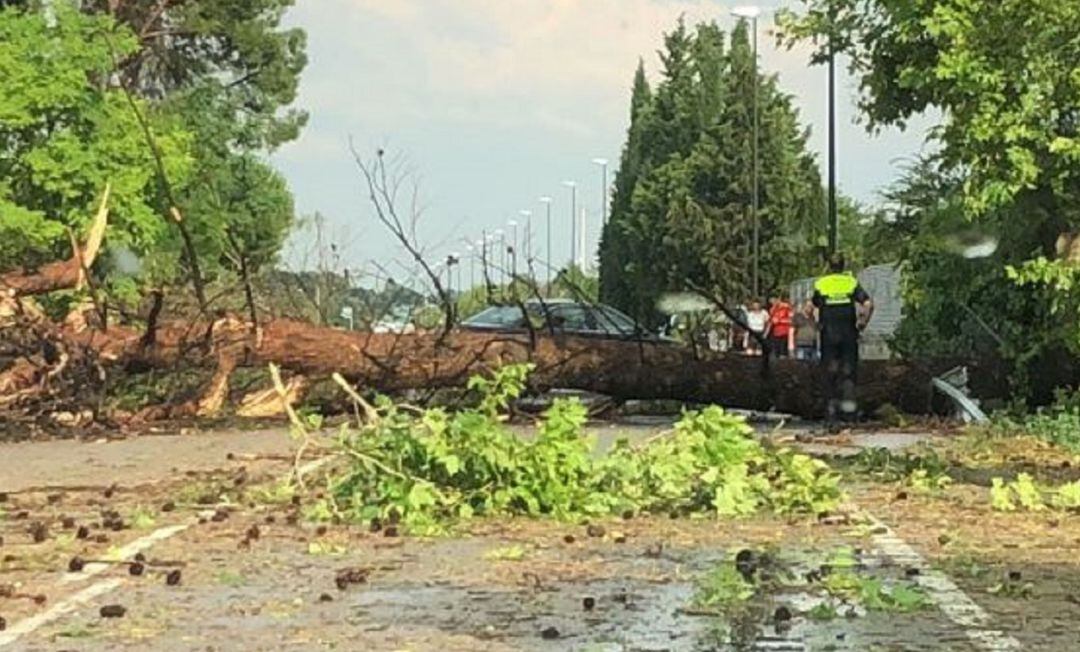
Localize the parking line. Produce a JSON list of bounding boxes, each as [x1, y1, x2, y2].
[[0, 579, 123, 646], [0, 455, 337, 649], [867, 516, 1023, 652]]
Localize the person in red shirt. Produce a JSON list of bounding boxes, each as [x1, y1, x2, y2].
[[767, 293, 794, 358]]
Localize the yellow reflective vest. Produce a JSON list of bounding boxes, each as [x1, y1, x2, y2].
[[813, 273, 859, 306]]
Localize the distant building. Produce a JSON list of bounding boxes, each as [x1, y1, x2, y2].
[[790, 263, 903, 361]]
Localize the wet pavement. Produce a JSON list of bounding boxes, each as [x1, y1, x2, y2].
[[0, 422, 1075, 651]]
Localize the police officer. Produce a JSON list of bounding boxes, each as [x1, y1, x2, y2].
[[812, 254, 874, 426]]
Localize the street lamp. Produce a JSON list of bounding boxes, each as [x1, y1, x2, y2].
[[731, 5, 762, 298], [592, 158, 609, 227], [519, 210, 533, 273], [507, 219, 519, 278], [827, 8, 838, 256], [539, 196, 553, 291], [494, 228, 505, 285], [562, 180, 577, 269]]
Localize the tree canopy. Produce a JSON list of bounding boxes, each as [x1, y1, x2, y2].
[[0, 1, 305, 304], [599, 20, 826, 326]]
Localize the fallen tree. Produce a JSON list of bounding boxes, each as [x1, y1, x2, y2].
[[1, 199, 1002, 425]]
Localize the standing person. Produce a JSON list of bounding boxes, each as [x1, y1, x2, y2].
[[743, 300, 769, 356], [812, 255, 874, 426], [767, 293, 794, 357], [792, 300, 820, 361]]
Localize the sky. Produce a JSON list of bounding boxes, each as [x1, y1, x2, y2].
[[271, 0, 935, 279]]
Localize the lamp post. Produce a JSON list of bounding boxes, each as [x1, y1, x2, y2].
[[732, 5, 761, 298], [507, 219, 519, 279], [494, 228, 505, 285], [519, 210, 533, 276], [539, 196, 553, 292], [827, 8, 838, 256], [563, 180, 577, 269], [592, 158, 609, 226]]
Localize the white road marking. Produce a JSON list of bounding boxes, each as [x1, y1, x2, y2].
[[867, 516, 1023, 652], [59, 524, 190, 585], [0, 579, 123, 646], [0, 454, 337, 648]]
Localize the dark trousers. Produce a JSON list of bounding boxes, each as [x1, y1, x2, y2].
[[820, 330, 859, 421]]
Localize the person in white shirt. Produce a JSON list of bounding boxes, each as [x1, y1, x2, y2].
[[742, 300, 769, 356]]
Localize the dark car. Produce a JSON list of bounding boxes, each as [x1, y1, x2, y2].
[[461, 299, 673, 343]]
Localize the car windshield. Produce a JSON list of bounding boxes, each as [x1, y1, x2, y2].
[[463, 305, 526, 328]]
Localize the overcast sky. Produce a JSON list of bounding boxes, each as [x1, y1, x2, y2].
[[271, 0, 934, 278]]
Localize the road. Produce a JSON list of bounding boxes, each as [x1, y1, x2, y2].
[[0, 423, 1075, 651]]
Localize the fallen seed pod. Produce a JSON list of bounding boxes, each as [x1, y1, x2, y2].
[[103, 485, 116, 499], [68, 557, 86, 572], [246, 525, 260, 541], [29, 522, 48, 543], [61, 516, 76, 529], [99, 604, 125, 618], [318, 593, 334, 603], [563, 534, 576, 544], [129, 562, 145, 577], [774, 605, 793, 623], [161, 501, 176, 513], [585, 524, 605, 538], [0, 615, 6, 631], [134, 553, 146, 563], [165, 570, 182, 586], [75, 526, 90, 540], [540, 626, 560, 640], [383, 525, 399, 538], [582, 596, 595, 611], [334, 568, 369, 591]]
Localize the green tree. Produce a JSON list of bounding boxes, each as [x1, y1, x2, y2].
[[0, 5, 192, 271], [779, 0, 1080, 398], [599, 20, 826, 326]]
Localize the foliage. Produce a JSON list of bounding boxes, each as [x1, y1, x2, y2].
[[599, 20, 826, 327], [778, 1, 1080, 399], [693, 563, 755, 611], [820, 547, 929, 613], [990, 474, 1045, 512], [0, 1, 305, 305], [907, 468, 952, 494], [778, 0, 1080, 218], [0, 5, 191, 270], [467, 363, 534, 417], [317, 365, 844, 533]]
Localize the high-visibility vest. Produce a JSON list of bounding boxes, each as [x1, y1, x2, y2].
[[813, 273, 858, 306]]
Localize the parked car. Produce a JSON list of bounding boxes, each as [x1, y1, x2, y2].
[[460, 299, 673, 343]]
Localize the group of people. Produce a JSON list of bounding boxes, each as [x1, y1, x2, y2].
[[737, 297, 821, 361], [730, 255, 875, 425]]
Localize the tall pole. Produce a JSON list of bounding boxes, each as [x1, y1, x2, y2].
[[592, 158, 609, 226], [508, 220, 518, 279], [827, 23, 839, 257], [540, 197, 553, 293], [519, 210, 533, 278], [468, 245, 476, 290], [751, 15, 760, 298], [564, 181, 577, 269], [579, 207, 587, 271]]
